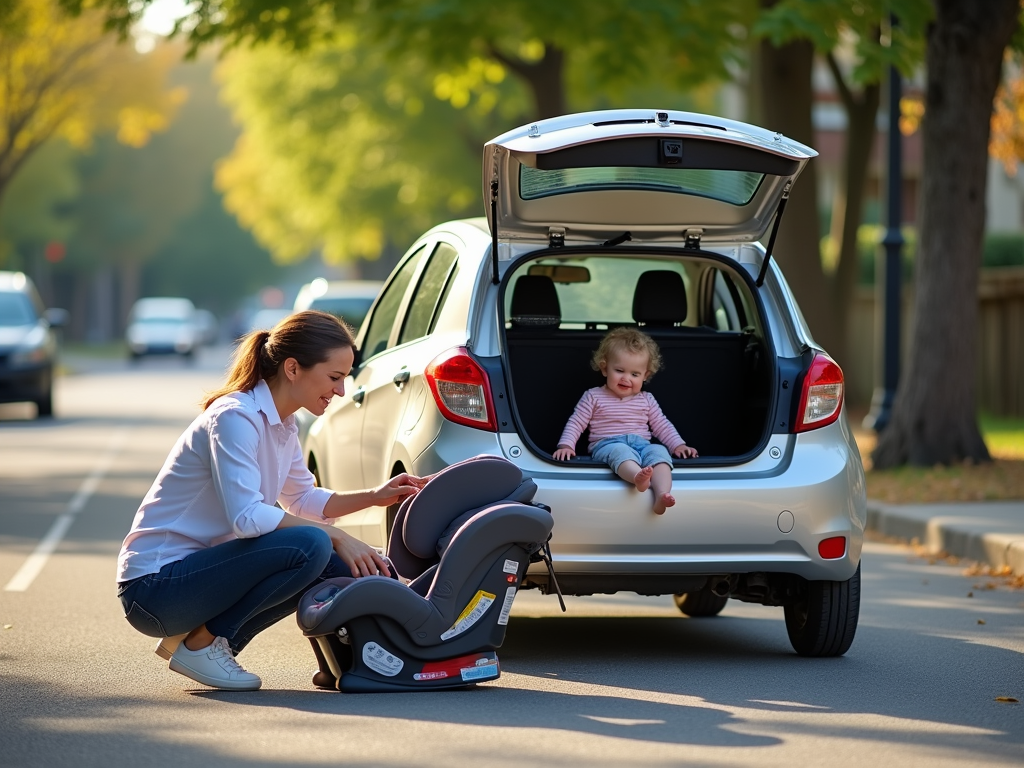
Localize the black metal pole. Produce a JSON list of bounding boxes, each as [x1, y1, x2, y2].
[[863, 54, 903, 432]]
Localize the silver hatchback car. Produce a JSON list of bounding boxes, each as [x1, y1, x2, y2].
[[303, 109, 866, 657]]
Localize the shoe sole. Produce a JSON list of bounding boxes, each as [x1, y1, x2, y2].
[[168, 657, 262, 691]]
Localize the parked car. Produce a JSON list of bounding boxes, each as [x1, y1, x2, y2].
[[246, 307, 293, 334], [0, 271, 66, 417], [125, 297, 199, 360], [302, 109, 866, 657], [192, 309, 219, 346], [293, 278, 384, 333]]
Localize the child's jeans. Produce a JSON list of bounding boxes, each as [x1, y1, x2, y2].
[[591, 434, 673, 474]]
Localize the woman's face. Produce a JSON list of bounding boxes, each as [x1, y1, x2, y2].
[[292, 346, 355, 416]]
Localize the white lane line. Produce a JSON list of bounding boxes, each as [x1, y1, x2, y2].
[[4, 427, 131, 592]]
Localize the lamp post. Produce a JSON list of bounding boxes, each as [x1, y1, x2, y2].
[[863, 51, 903, 433]]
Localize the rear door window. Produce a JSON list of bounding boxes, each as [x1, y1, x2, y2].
[[398, 243, 458, 345], [0, 292, 37, 326], [361, 245, 427, 359]]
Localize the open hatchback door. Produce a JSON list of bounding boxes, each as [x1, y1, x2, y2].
[[483, 109, 817, 247]]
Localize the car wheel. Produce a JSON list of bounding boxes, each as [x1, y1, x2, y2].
[[673, 584, 728, 617], [784, 563, 861, 657], [35, 389, 54, 418]]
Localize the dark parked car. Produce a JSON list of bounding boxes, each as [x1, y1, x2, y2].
[[0, 271, 67, 417]]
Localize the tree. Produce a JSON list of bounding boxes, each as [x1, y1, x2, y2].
[[753, 0, 930, 365], [0, 0, 182, 210], [872, 0, 1022, 467]]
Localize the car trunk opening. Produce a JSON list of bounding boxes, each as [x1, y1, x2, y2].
[[499, 251, 776, 464]]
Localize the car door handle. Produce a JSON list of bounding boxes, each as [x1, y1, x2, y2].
[[351, 387, 366, 405], [393, 370, 410, 389]]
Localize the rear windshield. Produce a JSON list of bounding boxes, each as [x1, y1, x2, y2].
[[0, 292, 37, 326], [520, 166, 764, 205]]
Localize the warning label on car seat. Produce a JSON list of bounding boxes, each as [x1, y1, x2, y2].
[[362, 641, 404, 677], [441, 590, 496, 640]]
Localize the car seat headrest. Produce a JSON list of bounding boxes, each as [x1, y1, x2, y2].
[[632, 270, 687, 326], [510, 275, 561, 327], [401, 455, 526, 560]]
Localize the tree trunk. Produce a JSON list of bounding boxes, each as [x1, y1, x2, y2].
[[488, 43, 566, 120], [873, 0, 1019, 468], [828, 67, 881, 370], [758, 35, 837, 355]]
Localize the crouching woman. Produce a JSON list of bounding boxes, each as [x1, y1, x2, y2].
[[116, 310, 426, 691]]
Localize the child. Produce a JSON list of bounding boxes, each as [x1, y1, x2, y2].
[[553, 327, 697, 514]]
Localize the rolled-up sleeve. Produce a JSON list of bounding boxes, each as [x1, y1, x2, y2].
[[279, 435, 333, 521], [208, 409, 286, 538]]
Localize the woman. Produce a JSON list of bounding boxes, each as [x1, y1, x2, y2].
[[116, 310, 427, 691]]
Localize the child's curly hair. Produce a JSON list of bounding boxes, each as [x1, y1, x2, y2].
[[591, 327, 663, 378]]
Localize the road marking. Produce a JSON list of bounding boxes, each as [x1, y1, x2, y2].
[[4, 427, 131, 592]]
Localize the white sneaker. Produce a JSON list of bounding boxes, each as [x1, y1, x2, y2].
[[168, 636, 262, 691], [154, 633, 188, 660]]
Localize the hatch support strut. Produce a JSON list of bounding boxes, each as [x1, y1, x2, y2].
[[756, 180, 792, 288], [490, 179, 500, 285]]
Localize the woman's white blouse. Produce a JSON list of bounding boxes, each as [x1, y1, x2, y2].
[[116, 379, 333, 583]]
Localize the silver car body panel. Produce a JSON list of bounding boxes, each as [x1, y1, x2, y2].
[[483, 108, 816, 244]]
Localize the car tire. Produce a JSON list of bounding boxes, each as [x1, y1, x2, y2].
[[673, 585, 728, 617], [784, 563, 861, 657], [35, 390, 54, 418]]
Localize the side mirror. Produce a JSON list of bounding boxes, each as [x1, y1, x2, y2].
[[44, 308, 69, 328], [350, 345, 363, 369]]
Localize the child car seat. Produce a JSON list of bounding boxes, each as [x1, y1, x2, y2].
[[296, 455, 557, 692]]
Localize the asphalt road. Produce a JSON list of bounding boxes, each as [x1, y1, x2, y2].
[[0, 347, 1022, 767]]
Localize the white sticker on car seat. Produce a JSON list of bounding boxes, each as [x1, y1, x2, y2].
[[502, 559, 519, 574], [362, 641, 404, 677], [497, 586, 517, 626], [440, 590, 495, 640]]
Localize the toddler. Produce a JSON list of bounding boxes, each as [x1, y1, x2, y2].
[[553, 327, 697, 514]]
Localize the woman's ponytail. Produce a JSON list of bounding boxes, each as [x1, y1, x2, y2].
[[201, 311, 354, 410]]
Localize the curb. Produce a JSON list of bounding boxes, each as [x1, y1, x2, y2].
[[866, 501, 1024, 575]]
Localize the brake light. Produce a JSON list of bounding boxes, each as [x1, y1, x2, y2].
[[425, 347, 497, 431], [794, 354, 844, 433], [818, 536, 847, 559]]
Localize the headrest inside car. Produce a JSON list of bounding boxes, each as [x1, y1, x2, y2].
[[510, 275, 561, 327], [632, 270, 688, 326]]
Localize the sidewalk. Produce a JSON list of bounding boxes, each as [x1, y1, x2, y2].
[[866, 500, 1024, 575]]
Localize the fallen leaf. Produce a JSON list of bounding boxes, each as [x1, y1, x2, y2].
[[995, 696, 1019, 703], [2, 624, 11, 630], [967, 592, 974, 598], [977, 619, 987, 625]]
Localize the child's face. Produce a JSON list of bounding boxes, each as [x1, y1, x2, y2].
[[599, 348, 650, 399]]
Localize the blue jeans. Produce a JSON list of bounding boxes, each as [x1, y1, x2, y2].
[[591, 434, 673, 474], [119, 527, 348, 654]]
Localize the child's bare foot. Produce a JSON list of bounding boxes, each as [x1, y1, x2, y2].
[[653, 492, 676, 515], [633, 466, 653, 492]]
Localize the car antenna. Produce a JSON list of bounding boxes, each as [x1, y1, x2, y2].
[[490, 178, 500, 284], [756, 181, 791, 288]]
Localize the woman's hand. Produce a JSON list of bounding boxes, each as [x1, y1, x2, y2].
[[673, 443, 698, 459], [330, 529, 391, 578], [370, 472, 429, 508], [552, 446, 576, 461]]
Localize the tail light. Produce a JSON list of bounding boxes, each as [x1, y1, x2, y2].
[[794, 354, 844, 433], [425, 347, 497, 431]]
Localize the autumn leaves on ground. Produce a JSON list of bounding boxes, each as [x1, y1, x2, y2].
[[852, 411, 1024, 504]]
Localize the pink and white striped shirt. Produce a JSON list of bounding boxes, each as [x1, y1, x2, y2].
[[557, 386, 686, 453]]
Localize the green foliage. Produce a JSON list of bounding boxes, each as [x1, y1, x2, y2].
[[214, 30, 525, 264], [0, 140, 79, 268], [755, 0, 932, 83]]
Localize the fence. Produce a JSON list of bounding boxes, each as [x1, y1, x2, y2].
[[846, 266, 1024, 416]]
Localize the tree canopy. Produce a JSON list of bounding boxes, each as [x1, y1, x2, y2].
[[0, 0, 183, 208]]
